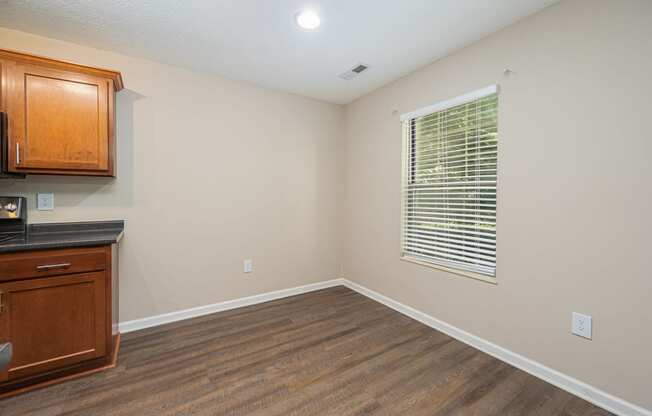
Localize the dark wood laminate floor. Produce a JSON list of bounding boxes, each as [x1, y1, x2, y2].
[[0, 286, 612, 416]]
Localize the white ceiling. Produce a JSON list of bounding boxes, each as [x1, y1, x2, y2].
[[0, 0, 558, 104]]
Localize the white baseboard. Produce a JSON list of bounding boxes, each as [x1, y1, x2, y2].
[[118, 277, 649, 416], [119, 278, 345, 333], [342, 279, 650, 416]]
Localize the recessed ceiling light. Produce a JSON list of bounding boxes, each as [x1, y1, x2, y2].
[[295, 10, 321, 30]]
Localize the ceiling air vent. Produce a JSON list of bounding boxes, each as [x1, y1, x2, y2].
[[339, 63, 370, 80]]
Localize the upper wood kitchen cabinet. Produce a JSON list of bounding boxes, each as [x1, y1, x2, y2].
[[0, 49, 123, 176]]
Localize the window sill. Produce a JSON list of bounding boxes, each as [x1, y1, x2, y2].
[[400, 255, 497, 285]]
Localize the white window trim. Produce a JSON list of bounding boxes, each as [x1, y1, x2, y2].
[[400, 255, 498, 285], [400, 85, 499, 121], [400, 85, 499, 284]]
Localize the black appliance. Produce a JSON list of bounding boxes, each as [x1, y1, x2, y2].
[[0, 196, 23, 368], [0, 343, 11, 372], [0, 196, 27, 241], [0, 112, 26, 179]]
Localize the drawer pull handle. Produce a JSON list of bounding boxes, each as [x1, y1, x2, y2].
[[36, 263, 72, 271], [0, 291, 4, 314]]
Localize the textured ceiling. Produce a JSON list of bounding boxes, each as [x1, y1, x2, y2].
[[0, 0, 558, 104]]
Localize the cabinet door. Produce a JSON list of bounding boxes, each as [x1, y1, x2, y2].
[[5, 62, 113, 175], [0, 272, 107, 381]]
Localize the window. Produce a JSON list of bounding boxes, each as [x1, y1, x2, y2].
[[400, 86, 498, 280]]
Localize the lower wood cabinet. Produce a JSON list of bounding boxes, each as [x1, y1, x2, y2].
[[0, 245, 119, 396]]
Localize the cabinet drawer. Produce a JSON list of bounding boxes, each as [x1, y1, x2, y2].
[[0, 247, 108, 282]]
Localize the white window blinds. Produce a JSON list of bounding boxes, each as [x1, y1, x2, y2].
[[401, 86, 498, 278]]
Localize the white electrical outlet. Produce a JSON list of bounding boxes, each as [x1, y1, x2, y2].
[[572, 312, 592, 339], [37, 193, 54, 210], [243, 259, 253, 273]]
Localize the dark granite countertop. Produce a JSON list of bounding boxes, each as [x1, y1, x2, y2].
[[0, 220, 124, 253]]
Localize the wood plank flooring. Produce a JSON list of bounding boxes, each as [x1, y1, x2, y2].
[[0, 286, 612, 415]]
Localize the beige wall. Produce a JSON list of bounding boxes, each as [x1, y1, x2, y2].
[[342, 0, 652, 410], [0, 27, 344, 322]]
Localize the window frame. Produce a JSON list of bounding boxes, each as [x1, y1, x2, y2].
[[400, 85, 499, 284]]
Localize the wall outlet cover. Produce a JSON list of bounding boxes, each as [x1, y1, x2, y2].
[[37, 193, 54, 210], [243, 259, 253, 273], [572, 312, 592, 339]]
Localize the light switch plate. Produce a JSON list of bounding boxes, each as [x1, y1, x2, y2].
[[572, 312, 592, 339], [243, 259, 253, 273], [37, 193, 54, 210]]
